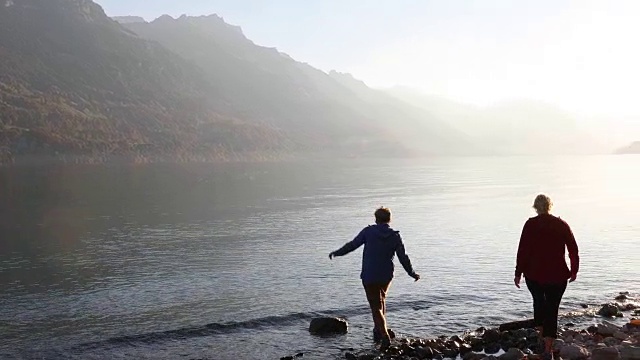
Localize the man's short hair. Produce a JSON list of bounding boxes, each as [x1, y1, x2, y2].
[[374, 207, 391, 224]]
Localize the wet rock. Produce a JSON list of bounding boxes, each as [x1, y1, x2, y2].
[[483, 329, 502, 344], [460, 344, 473, 355], [434, 355, 444, 360], [604, 337, 619, 347], [588, 326, 599, 334], [591, 347, 621, 360], [600, 304, 624, 318], [482, 356, 499, 360], [412, 339, 427, 348], [500, 319, 537, 332], [451, 335, 464, 343], [620, 346, 640, 360], [617, 295, 630, 301], [513, 329, 529, 339], [464, 352, 486, 360], [415, 346, 434, 359], [308, 317, 348, 335], [501, 339, 515, 352], [499, 348, 526, 360], [470, 337, 485, 352], [621, 304, 639, 312], [581, 304, 590, 309], [566, 323, 576, 327], [387, 345, 403, 357], [559, 344, 590, 360], [485, 343, 501, 354], [529, 341, 544, 355], [280, 354, 304, 360], [345, 352, 357, 360], [527, 331, 541, 342], [443, 348, 459, 359], [599, 321, 620, 336], [357, 355, 376, 360], [616, 331, 630, 341], [554, 339, 567, 352]]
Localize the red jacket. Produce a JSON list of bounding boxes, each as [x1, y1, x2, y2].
[[515, 214, 579, 284]]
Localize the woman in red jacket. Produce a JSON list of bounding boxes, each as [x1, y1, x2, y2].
[[514, 194, 579, 359]]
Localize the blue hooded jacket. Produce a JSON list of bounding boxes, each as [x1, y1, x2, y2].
[[333, 223, 416, 284]]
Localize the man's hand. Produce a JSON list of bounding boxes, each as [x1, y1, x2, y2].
[[411, 273, 421, 282], [514, 275, 521, 288], [329, 252, 335, 260], [569, 273, 577, 283]]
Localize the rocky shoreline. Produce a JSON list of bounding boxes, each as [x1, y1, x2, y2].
[[282, 293, 639, 360]]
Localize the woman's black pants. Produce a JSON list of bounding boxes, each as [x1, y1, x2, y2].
[[525, 278, 567, 339]]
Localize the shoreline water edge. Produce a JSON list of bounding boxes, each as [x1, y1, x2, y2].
[[281, 292, 639, 360]]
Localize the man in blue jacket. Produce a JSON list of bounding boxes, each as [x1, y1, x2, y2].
[[329, 207, 420, 350]]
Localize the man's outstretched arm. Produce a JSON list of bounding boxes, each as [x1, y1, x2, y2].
[[395, 235, 420, 281], [329, 229, 366, 259]]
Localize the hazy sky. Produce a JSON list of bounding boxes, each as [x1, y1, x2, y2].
[[99, 0, 640, 117]]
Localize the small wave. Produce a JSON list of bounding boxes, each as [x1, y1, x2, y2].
[[77, 299, 441, 350]]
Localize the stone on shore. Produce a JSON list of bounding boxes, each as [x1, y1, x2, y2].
[[483, 329, 502, 344], [499, 347, 526, 360], [600, 304, 624, 318], [620, 346, 640, 360], [559, 344, 590, 360], [591, 347, 621, 360], [280, 353, 304, 360], [605, 337, 621, 347], [554, 339, 567, 352], [415, 346, 434, 359], [464, 349, 485, 360], [485, 343, 502, 354], [599, 321, 621, 336], [499, 319, 537, 332], [616, 331, 631, 341], [308, 317, 348, 335]]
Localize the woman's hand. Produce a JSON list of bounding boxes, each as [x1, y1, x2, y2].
[[514, 275, 521, 288]]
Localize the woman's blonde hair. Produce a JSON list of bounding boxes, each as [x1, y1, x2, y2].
[[533, 194, 553, 214]]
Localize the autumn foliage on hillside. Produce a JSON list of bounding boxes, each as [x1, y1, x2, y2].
[[0, 0, 296, 164]]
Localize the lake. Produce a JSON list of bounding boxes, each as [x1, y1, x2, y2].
[[0, 156, 638, 359]]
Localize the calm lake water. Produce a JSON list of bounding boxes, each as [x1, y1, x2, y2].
[[0, 156, 638, 360]]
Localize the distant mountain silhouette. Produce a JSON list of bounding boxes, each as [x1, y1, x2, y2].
[[387, 87, 605, 155], [122, 14, 473, 157], [615, 141, 640, 154], [111, 16, 146, 24]]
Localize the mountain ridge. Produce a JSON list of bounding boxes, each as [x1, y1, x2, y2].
[[3, 0, 601, 165], [121, 13, 474, 156], [615, 141, 640, 154], [0, 0, 303, 164], [385, 87, 610, 155]]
